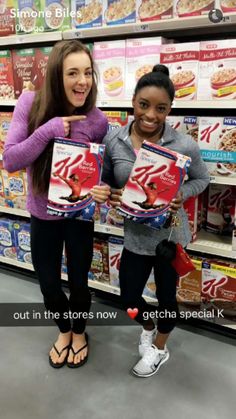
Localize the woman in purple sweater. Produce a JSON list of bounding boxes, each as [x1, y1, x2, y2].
[[3, 40, 110, 369]]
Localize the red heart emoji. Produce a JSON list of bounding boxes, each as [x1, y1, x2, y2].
[[127, 308, 139, 319]]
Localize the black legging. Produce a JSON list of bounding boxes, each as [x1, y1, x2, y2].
[[30, 215, 94, 334], [119, 248, 179, 334]]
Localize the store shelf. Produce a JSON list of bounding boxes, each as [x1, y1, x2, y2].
[[0, 99, 17, 107], [97, 99, 236, 109], [94, 223, 124, 237], [62, 13, 236, 40], [0, 206, 30, 218], [187, 230, 236, 259], [0, 31, 62, 47], [0, 255, 33, 271], [209, 176, 236, 186]]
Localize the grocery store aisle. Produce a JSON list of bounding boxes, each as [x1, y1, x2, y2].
[[0, 268, 235, 419]]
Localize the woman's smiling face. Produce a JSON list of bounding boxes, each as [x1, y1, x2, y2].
[[132, 86, 172, 138], [63, 51, 93, 113]]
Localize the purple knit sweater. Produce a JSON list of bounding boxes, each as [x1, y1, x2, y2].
[[3, 91, 108, 220]]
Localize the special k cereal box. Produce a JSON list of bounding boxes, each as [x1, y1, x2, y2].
[[90, 238, 109, 283], [136, 0, 173, 22], [160, 42, 200, 101], [102, 111, 128, 132], [0, 0, 15, 36], [0, 218, 17, 259], [33, 46, 53, 91], [104, 0, 136, 26], [12, 48, 36, 98], [47, 138, 105, 219], [0, 112, 12, 159], [108, 236, 123, 287], [71, 0, 104, 29], [166, 116, 199, 141], [198, 39, 236, 101], [202, 260, 236, 317], [198, 116, 236, 178], [93, 40, 126, 100], [125, 37, 165, 100], [183, 196, 199, 242], [0, 50, 15, 100], [174, 0, 215, 17], [118, 141, 191, 229], [206, 184, 236, 235], [177, 258, 202, 305], [14, 221, 32, 264]]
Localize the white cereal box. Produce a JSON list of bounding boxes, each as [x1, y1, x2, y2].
[[108, 236, 123, 287], [71, 0, 103, 28], [198, 39, 236, 101], [166, 115, 199, 141], [206, 184, 236, 234], [198, 116, 236, 178], [47, 138, 105, 219], [125, 37, 165, 100], [104, 0, 136, 26], [93, 40, 125, 100], [136, 0, 173, 23], [0, 218, 17, 259], [160, 42, 200, 101], [174, 0, 215, 17], [14, 221, 32, 264]]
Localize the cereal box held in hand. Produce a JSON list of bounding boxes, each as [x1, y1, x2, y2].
[[118, 141, 191, 229], [47, 138, 105, 219]]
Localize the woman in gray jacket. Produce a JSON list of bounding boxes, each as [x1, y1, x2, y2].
[[102, 64, 210, 378]]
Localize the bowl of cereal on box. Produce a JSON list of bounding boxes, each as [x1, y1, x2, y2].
[[177, 288, 201, 306], [216, 128, 236, 175], [171, 70, 196, 100], [139, 0, 172, 22], [220, 0, 236, 12], [176, 0, 214, 16], [135, 65, 153, 82], [211, 68, 236, 100], [45, 2, 64, 29], [103, 67, 123, 97], [19, 7, 36, 32]]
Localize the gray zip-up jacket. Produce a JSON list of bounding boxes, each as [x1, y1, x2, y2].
[[102, 121, 210, 256]]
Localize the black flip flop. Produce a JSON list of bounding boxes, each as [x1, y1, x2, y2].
[[67, 333, 89, 369], [49, 343, 70, 369]]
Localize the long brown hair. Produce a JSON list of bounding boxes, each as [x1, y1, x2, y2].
[[29, 40, 97, 195]]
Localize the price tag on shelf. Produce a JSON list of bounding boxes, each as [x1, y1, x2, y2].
[[74, 31, 82, 38], [134, 24, 149, 32], [99, 101, 109, 107]]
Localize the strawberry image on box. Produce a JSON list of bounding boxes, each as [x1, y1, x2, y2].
[[118, 140, 191, 229]]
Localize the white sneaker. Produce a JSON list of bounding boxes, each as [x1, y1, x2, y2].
[[139, 327, 157, 357], [132, 344, 170, 378]]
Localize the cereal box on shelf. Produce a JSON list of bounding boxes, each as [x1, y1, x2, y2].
[[108, 236, 123, 287], [166, 116, 199, 141], [33, 46, 53, 91], [41, 0, 71, 32], [125, 37, 166, 100], [0, 0, 16, 36], [218, 0, 236, 12], [90, 238, 109, 283], [102, 111, 128, 132], [136, 0, 173, 23], [183, 196, 199, 242], [118, 141, 191, 229], [14, 0, 42, 34], [198, 39, 236, 101], [174, 0, 215, 17], [104, 0, 136, 26], [93, 40, 126, 100], [12, 48, 36, 98], [0, 50, 15, 100], [100, 202, 124, 228], [71, 0, 103, 29], [0, 112, 12, 159], [0, 217, 17, 259], [14, 221, 32, 264], [206, 184, 236, 235], [177, 257, 202, 305], [198, 116, 236, 178], [47, 138, 105, 219], [202, 259, 236, 318], [160, 42, 200, 101]]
